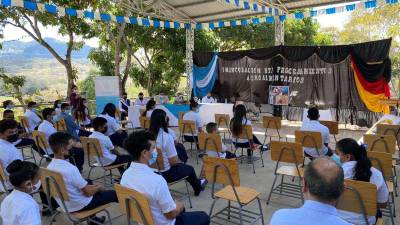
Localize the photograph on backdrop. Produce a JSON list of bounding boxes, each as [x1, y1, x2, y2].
[[268, 86, 289, 105]]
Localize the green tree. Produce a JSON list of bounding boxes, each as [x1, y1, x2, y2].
[[0, 69, 26, 105], [77, 69, 98, 100]]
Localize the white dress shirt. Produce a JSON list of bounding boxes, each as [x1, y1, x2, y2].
[[338, 161, 389, 225], [156, 129, 178, 172], [46, 159, 92, 212], [0, 139, 23, 192], [88, 131, 117, 166], [38, 120, 56, 155], [182, 111, 203, 136], [55, 108, 62, 116], [146, 110, 154, 118], [99, 114, 120, 136], [201, 96, 217, 103], [134, 98, 148, 107], [24, 109, 41, 133], [300, 120, 330, 157], [121, 163, 176, 225], [232, 118, 252, 144], [207, 138, 228, 158], [0, 189, 41, 225]]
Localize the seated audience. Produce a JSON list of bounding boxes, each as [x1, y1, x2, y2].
[[2, 109, 14, 120], [119, 92, 132, 120], [99, 103, 127, 147], [133, 92, 147, 106], [0, 160, 41, 225], [300, 107, 332, 159], [74, 98, 92, 128], [89, 117, 131, 175], [336, 138, 389, 225], [142, 99, 156, 118], [59, 103, 91, 140], [182, 99, 203, 143], [201, 92, 217, 103], [205, 122, 236, 159], [121, 130, 210, 225], [53, 99, 62, 116], [47, 132, 118, 224], [23, 101, 42, 133], [270, 157, 352, 225], [2, 100, 14, 110]]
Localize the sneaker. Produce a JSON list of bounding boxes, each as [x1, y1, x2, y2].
[[200, 179, 208, 190], [260, 144, 269, 152], [89, 216, 106, 225]]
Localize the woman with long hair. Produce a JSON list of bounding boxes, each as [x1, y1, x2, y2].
[[74, 98, 91, 128], [142, 99, 156, 117], [336, 138, 388, 225], [53, 99, 62, 116], [99, 103, 127, 147]]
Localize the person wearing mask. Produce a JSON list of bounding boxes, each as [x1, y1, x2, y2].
[[156, 93, 170, 105], [142, 99, 156, 118], [174, 92, 185, 104], [59, 103, 92, 140], [23, 101, 42, 133], [300, 107, 332, 159], [89, 117, 131, 175], [0, 160, 41, 225], [182, 99, 203, 143], [121, 130, 210, 225], [47, 132, 118, 224], [149, 109, 206, 196], [53, 99, 62, 116], [99, 103, 127, 147], [133, 92, 147, 106], [201, 92, 217, 104], [74, 98, 92, 128], [2, 100, 14, 110], [336, 138, 389, 225], [69, 85, 80, 110], [119, 92, 132, 120], [270, 157, 352, 225]]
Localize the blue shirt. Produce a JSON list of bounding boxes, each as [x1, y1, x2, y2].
[[60, 112, 79, 140], [270, 200, 353, 225]]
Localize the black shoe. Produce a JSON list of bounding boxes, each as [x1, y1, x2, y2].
[[89, 216, 106, 225], [41, 209, 53, 217]]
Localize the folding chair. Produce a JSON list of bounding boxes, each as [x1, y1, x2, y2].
[[15, 116, 37, 162], [41, 168, 113, 225], [0, 162, 10, 196], [232, 125, 264, 174], [215, 114, 231, 141], [32, 131, 53, 166], [114, 184, 155, 225], [55, 118, 67, 132], [178, 111, 185, 121], [80, 137, 128, 186], [295, 130, 323, 160], [139, 116, 151, 130], [18, 116, 30, 134], [204, 156, 264, 225], [367, 151, 396, 225], [266, 141, 304, 204], [199, 132, 224, 158], [262, 116, 283, 145], [337, 179, 384, 225], [377, 124, 400, 157], [179, 120, 200, 162], [319, 120, 339, 143], [149, 148, 192, 208]]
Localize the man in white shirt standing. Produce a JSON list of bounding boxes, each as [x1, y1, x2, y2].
[[133, 92, 148, 106], [47, 132, 118, 224], [23, 101, 42, 133], [300, 107, 332, 159], [201, 92, 217, 104], [121, 130, 210, 225]]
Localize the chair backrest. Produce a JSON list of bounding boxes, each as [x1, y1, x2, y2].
[[203, 156, 240, 187], [139, 116, 151, 129], [40, 168, 69, 201], [80, 137, 104, 158], [149, 148, 164, 172], [262, 116, 281, 129], [376, 124, 400, 143], [295, 130, 322, 148], [198, 133, 223, 153], [363, 134, 396, 154], [55, 118, 67, 132], [319, 120, 339, 135], [337, 179, 377, 221], [270, 141, 304, 164], [18, 116, 30, 133], [32, 130, 50, 154], [178, 111, 185, 121], [215, 114, 230, 129], [139, 109, 146, 117], [0, 162, 8, 191], [179, 120, 196, 134], [367, 151, 392, 180], [231, 125, 253, 140], [114, 184, 155, 225]]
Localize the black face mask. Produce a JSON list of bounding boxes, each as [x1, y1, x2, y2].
[[7, 133, 19, 143], [139, 97, 143, 100], [102, 126, 108, 134]]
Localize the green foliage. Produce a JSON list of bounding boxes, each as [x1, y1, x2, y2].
[[78, 69, 98, 100], [0, 69, 26, 105], [88, 48, 115, 76]]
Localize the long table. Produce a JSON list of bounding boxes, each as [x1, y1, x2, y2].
[[128, 103, 234, 127]]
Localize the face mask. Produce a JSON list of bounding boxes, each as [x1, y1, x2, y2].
[[139, 97, 143, 100], [65, 109, 71, 115], [148, 149, 158, 165], [29, 180, 41, 194], [83, 102, 89, 107], [51, 116, 57, 123], [331, 154, 342, 166], [7, 133, 19, 143], [102, 126, 108, 134], [57, 103, 61, 108], [6, 105, 14, 109]]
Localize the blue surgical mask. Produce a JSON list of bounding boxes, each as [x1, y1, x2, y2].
[[65, 109, 71, 115], [148, 149, 158, 165], [31, 108, 37, 113], [6, 105, 14, 109], [331, 153, 342, 166]]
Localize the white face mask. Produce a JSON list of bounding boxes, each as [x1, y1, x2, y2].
[[29, 180, 41, 194]]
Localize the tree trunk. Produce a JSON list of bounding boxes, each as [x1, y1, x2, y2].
[[114, 24, 126, 96], [65, 62, 75, 98]]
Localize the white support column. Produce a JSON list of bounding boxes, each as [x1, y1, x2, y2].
[[274, 17, 284, 45], [185, 27, 195, 98]]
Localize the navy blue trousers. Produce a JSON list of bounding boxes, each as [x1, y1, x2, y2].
[[175, 211, 210, 225]]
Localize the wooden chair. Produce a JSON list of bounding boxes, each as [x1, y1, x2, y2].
[[198, 132, 223, 158], [204, 156, 264, 225], [363, 134, 396, 155], [0, 162, 10, 196], [31, 131, 53, 166], [40, 168, 113, 225], [337, 179, 384, 225], [232, 125, 264, 174], [81, 137, 128, 186], [367, 151, 396, 225], [295, 130, 323, 159], [262, 116, 283, 145], [178, 111, 185, 121], [214, 114, 231, 139], [55, 118, 67, 132], [377, 124, 400, 156], [115, 184, 154, 225], [179, 120, 200, 162], [319, 120, 339, 143], [149, 148, 192, 208], [18, 116, 30, 134], [266, 141, 304, 204], [139, 116, 151, 129]]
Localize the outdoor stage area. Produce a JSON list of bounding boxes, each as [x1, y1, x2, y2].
[[32, 118, 400, 225]]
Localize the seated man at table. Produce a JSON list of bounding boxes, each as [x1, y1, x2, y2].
[[300, 107, 332, 159], [270, 157, 352, 225], [23, 101, 42, 133], [121, 130, 210, 225], [201, 92, 217, 104]]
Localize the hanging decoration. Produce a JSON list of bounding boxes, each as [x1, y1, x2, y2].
[[192, 53, 218, 98]]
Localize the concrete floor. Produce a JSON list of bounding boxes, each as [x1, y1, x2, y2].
[[11, 121, 400, 225]]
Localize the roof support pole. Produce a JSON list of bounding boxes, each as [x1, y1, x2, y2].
[[274, 17, 284, 45], [186, 27, 195, 98]]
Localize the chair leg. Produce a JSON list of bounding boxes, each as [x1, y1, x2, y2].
[[30, 147, 37, 164], [257, 197, 265, 225], [227, 201, 231, 220], [185, 180, 192, 208], [238, 204, 244, 225], [391, 192, 396, 217], [260, 150, 265, 167], [39, 157, 44, 167], [87, 167, 94, 180], [49, 211, 60, 225], [280, 175, 284, 194], [251, 154, 256, 174], [267, 175, 278, 205], [104, 209, 113, 225], [209, 198, 218, 218]]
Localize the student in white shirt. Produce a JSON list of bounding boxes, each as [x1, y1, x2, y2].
[[0, 160, 41, 225], [121, 130, 210, 225], [300, 107, 332, 159], [89, 117, 131, 175], [23, 101, 42, 133], [47, 132, 118, 224], [182, 100, 203, 143], [149, 109, 207, 196], [133, 92, 148, 106], [205, 122, 236, 159], [99, 103, 127, 147], [142, 99, 156, 118], [336, 138, 388, 225], [201, 92, 217, 103]]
